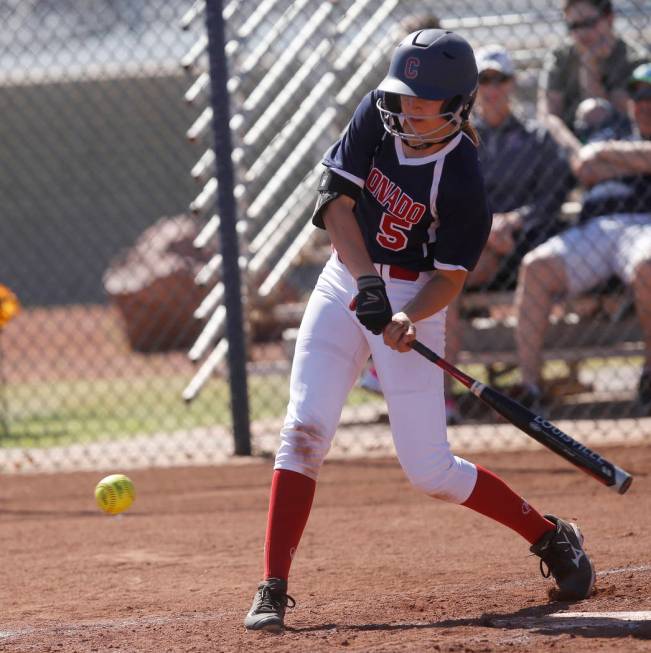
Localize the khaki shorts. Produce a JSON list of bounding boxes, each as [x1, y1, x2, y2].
[[527, 214, 651, 296]]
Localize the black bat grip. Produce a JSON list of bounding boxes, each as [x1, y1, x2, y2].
[[410, 340, 438, 362]]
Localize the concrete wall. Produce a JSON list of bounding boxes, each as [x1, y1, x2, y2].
[[0, 74, 199, 306]]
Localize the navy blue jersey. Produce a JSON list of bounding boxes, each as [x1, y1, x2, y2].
[[319, 90, 492, 272]]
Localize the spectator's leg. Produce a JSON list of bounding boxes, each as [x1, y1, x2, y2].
[[515, 253, 567, 387], [470, 251, 501, 287], [632, 259, 651, 370]]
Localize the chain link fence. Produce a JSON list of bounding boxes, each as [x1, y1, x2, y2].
[[1, 0, 650, 473]]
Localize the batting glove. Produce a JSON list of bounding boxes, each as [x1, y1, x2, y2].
[[354, 275, 393, 335]]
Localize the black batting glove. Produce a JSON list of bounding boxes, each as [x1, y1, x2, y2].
[[354, 275, 393, 335]]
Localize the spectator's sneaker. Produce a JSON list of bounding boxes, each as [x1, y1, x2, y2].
[[445, 398, 461, 425], [359, 366, 382, 394], [244, 578, 295, 632], [530, 514, 595, 601], [637, 369, 651, 410]]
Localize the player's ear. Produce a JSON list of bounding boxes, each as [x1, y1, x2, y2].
[[444, 91, 477, 121]]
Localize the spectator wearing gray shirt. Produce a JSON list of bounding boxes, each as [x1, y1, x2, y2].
[[538, 0, 648, 131]]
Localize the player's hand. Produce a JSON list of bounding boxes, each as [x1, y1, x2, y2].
[[353, 275, 393, 335], [383, 312, 416, 352]]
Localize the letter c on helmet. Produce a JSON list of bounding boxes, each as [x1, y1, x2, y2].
[[404, 56, 420, 80]]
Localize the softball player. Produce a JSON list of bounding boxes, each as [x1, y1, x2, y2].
[[245, 29, 594, 632]]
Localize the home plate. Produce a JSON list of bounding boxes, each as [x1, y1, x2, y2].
[[554, 612, 651, 621], [549, 610, 651, 622], [487, 611, 651, 635]]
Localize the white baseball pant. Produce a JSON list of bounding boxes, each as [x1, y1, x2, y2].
[[274, 253, 478, 503]]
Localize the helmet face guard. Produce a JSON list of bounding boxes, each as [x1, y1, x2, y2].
[[376, 94, 468, 145], [377, 29, 478, 146]]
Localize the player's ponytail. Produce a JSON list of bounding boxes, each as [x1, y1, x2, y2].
[[461, 119, 480, 147]]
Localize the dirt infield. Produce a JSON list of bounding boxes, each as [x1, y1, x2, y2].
[[1, 444, 650, 652]]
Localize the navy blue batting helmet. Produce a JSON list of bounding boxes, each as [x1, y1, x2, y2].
[[377, 29, 478, 144]]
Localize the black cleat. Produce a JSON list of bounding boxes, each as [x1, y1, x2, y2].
[[244, 578, 295, 632], [530, 514, 595, 601]]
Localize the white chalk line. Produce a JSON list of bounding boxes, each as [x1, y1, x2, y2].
[[0, 612, 225, 641], [598, 563, 651, 577], [2, 565, 650, 642]]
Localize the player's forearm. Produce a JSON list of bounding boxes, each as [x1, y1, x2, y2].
[[322, 198, 376, 279], [401, 270, 466, 322]]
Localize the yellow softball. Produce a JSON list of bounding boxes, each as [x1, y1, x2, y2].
[[95, 474, 135, 515]]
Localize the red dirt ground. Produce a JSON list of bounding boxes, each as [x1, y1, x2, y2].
[[1, 444, 650, 652]]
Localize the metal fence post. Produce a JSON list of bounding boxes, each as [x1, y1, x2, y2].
[[204, 0, 251, 455]]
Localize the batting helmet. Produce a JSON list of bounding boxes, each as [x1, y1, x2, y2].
[[377, 29, 478, 145]]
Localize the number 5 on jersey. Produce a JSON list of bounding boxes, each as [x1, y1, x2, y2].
[[376, 211, 412, 251]]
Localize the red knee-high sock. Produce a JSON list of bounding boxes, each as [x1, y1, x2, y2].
[[462, 465, 555, 544], [264, 469, 316, 581]]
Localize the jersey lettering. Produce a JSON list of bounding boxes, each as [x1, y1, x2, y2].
[[365, 167, 427, 225], [376, 211, 412, 251], [376, 177, 396, 204], [385, 187, 402, 214]]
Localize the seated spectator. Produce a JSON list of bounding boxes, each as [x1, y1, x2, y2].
[[573, 97, 632, 142], [443, 45, 573, 423], [515, 62, 651, 412], [538, 0, 648, 132], [360, 46, 574, 420]]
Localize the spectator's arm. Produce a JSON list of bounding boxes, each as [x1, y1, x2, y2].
[[537, 51, 565, 122], [538, 87, 564, 122], [575, 141, 651, 185], [545, 114, 582, 158]]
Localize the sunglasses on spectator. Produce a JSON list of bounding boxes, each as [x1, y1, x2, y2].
[[567, 14, 603, 31], [478, 72, 512, 86]]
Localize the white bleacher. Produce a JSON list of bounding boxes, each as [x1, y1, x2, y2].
[[239, 2, 335, 125], [184, 0, 645, 400], [243, 73, 336, 194], [234, 38, 331, 142], [181, 0, 422, 398], [245, 107, 337, 221], [190, 148, 215, 184], [247, 167, 322, 276], [334, 0, 400, 73]]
